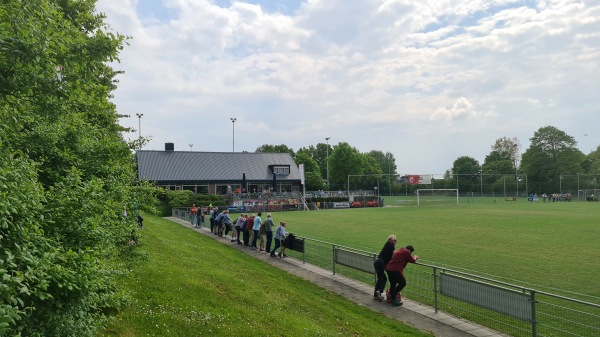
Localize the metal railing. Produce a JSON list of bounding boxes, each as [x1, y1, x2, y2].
[[171, 211, 600, 337]]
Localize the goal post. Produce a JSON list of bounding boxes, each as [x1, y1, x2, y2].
[[416, 189, 459, 207]]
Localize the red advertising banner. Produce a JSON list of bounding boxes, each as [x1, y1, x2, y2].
[[407, 175, 420, 185]]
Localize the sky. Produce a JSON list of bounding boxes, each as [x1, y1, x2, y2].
[[95, 0, 600, 175]]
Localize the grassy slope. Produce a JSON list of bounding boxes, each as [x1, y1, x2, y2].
[[101, 215, 432, 337], [275, 200, 600, 298]]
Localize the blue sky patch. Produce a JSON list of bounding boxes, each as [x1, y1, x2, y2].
[[136, 0, 178, 22]]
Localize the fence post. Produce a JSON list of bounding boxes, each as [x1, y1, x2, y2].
[[373, 253, 377, 288], [302, 238, 306, 264], [333, 245, 337, 275], [530, 290, 537, 337], [433, 266, 439, 313]]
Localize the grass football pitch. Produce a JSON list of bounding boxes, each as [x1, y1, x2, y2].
[[268, 198, 599, 299]]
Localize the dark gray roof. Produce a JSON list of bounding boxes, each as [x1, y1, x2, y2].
[[136, 150, 302, 183]]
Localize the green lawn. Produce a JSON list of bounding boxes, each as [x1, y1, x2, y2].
[[101, 215, 432, 337], [273, 200, 600, 299]]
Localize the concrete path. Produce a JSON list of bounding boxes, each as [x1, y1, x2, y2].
[[168, 217, 507, 337]]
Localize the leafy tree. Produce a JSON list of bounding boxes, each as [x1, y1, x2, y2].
[[451, 156, 481, 192], [366, 150, 397, 193], [481, 137, 521, 193], [359, 152, 383, 191], [482, 151, 514, 174], [583, 145, 600, 175], [521, 126, 585, 192], [255, 144, 295, 156], [298, 143, 330, 183], [296, 145, 317, 160], [490, 136, 521, 167], [330, 143, 365, 190], [295, 152, 326, 190], [295, 152, 320, 173], [0, 0, 144, 335]]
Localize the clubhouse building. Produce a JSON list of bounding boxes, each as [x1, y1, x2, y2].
[[136, 143, 303, 196]]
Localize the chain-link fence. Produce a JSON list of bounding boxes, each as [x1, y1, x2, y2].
[[171, 210, 600, 336], [277, 236, 600, 337]]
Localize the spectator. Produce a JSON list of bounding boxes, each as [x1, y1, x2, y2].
[[373, 235, 397, 301], [215, 210, 224, 236], [259, 214, 267, 251], [385, 245, 419, 307], [209, 207, 216, 233], [235, 213, 245, 244], [246, 214, 256, 247], [190, 204, 197, 225], [199, 206, 205, 226], [263, 213, 274, 253], [251, 212, 262, 249], [222, 210, 233, 239], [270, 221, 288, 258]]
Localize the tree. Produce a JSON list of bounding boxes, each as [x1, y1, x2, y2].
[[521, 126, 585, 192], [583, 145, 600, 175], [255, 144, 295, 156], [0, 1, 143, 335], [298, 143, 332, 185], [490, 136, 521, 169], [482, 151, 514, 174], [481, 137, 521, 193], [330, 143, 365, 190], [366, 150, 397, 193], [451, 156, 481, 192], [295, 152, 326, 190]]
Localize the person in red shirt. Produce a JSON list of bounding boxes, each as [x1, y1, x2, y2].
[[190, 204, 197, 226], [385, 245, 419, 306]]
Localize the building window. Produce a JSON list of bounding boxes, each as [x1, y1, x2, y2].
[[273, 166, 290, 175]]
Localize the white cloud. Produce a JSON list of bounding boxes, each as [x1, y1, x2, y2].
[[432, 97, 478, 122], [96, 0, 600, 173]]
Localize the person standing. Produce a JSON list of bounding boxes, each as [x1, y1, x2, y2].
[[263, 213, 274, 253], [209, 207, 216, 233], [190, 204, 197, 225], [222, 210, 232, 238], [270, 221, 287, 257], [251, 212, 262, 249], [259, 215, 266, 251], [385, 245, 419, 307], [214, 210, 224, 236], [199, 206, 205, 227], [235, 213, 245, 244], [373, 235, 397, 301], [245, 214, 255, 247]]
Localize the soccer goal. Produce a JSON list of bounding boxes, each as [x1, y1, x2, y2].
[[416, 189, 459, 206]]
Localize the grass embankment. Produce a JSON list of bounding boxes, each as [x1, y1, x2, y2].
[[101, 215, 432, 337], [276, 200, 600, 298]]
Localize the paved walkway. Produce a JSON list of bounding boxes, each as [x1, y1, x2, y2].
[[168, 217, 507, 337]]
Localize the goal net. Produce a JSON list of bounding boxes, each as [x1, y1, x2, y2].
[[577, 189, 599, 202], [416, 189, 459, 206]]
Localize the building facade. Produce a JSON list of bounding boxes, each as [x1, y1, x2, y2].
[[136, 144, 303, 196]]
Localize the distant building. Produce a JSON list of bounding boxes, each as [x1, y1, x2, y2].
[[136, 143, 302, 195]]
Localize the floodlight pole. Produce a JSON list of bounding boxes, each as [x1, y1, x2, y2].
[[326, 137, 331, 190], [513, 144, 519, 197], [136, 113, 144, 139], [230, 117, 237, 152]]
